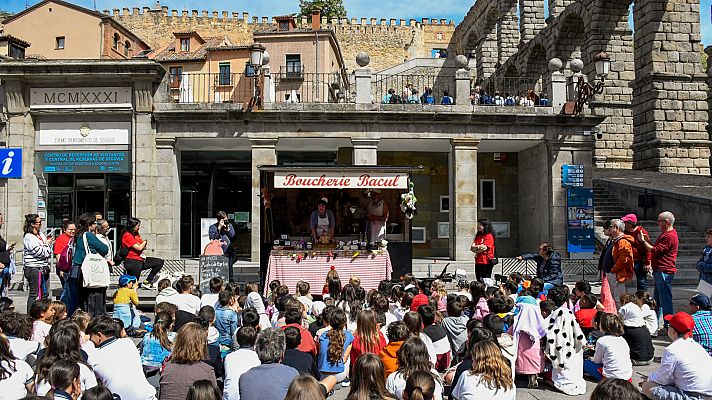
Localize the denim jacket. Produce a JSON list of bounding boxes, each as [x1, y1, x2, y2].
[[140, 331, 175, 368], [697, 246, 712, 285], [215, 306, 238, 348]]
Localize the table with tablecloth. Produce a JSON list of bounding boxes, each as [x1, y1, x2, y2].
[[264, 250, 392, 295]]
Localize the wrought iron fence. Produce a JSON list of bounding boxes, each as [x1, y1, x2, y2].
[[168, 73, 257, 104], [373, 74, 455, 105], [274, 70, 351, 103], [497, 257, 600, 282], [472, 77, 550, 106]]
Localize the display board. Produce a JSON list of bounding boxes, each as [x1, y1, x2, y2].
[[198, 255, 230, 293], [37, 151, 130, 173], [566, 187, 595, 254]]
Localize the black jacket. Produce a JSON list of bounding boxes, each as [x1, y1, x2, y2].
[[523, 252, 564, 286], [0, 235, 11, 267]]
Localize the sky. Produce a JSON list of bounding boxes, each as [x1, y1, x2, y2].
[[1, 0, 711, 46]]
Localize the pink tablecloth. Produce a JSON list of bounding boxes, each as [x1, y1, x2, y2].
[[265, 250, 393, 295]]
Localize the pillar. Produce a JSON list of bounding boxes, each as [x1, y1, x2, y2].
[[155, 137, 180, 259], [546, 70, 567, 111], [547, 0, 573, 22], [455, 69, 471, 105], [262, 66, 274, 104], [352, 139, 379, 165], [518, 0, 546, 45], [498, 0, 519, 63], [354, 69, 373, 104], [450, 139, 479, 261], [706, 45, 712, 174], [250, 138, 278, 263], [631, 0, 710, 174]]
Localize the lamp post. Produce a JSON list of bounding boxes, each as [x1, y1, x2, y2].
[[574, 50, 611, 115], [248, 44, 266, 110]]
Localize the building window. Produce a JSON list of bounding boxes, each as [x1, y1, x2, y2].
[[279, 20, 290, 31], [113, 33, 119, 49], [437, 32, 443, 40], [55, 36, 65, 50], [218, 63, 231, 85], [180, 38, 190, 52], [480, 179, 496, 210], [412, 227, 427, 243], [285, 54, 302, 77], [9, 44, 25, 59], [169, 66, 183, 88], [124, 41, 131, 57]]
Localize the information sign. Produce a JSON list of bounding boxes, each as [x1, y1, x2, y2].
[[566, 188, 595, 253]]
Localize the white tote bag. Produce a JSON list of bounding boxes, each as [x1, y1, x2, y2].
[[697, 279, 712, 299], [81, 233, 110, 288]]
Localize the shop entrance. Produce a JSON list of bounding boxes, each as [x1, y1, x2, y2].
[[46, 174, 130, 229]]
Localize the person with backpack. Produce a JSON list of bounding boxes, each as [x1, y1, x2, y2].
[[71, 214, 108, 316], [607, 219, 635, 308], [441, 91, 453, 105], [53, 220, 76, 307]]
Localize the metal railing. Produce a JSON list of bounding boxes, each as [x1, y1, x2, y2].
[[168, 73, 257, 104], [274, 71, 351, 103], [497, 257, 600, 282], [472, 77, 549, 106], [373, 73, 454, 105]]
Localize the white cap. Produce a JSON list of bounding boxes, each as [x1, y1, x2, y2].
[[619, 303, 645, 328]]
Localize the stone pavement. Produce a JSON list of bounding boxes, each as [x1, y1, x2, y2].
[[4, 271, 704, 399]]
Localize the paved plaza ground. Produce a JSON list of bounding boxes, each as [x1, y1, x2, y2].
[[4, 271, 703, 399]]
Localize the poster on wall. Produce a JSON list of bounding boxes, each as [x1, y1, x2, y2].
[[566, 188, 595, 255]]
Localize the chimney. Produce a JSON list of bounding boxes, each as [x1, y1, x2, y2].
[[312, 9, 321, 30]]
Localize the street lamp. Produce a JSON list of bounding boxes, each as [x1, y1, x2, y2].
[[248, 44, 266, 110], [574, 50, 611, 115]]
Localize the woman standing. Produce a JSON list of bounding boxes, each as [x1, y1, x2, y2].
[[121, 217, 164, 289], [159, 322, 217, 400], [93, 219, 115, 315], [71, 214, 108, 316], [23, 213, 54, 313], [53, 219, 75, 305], [471, 219, 495, 282]]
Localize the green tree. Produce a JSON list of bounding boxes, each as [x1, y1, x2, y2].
[[299, 0, 346, 21]]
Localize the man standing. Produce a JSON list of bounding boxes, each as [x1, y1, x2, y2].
[[639, 211, 678, 332], [622, 214, 652, 291], [208, 211, 235, 280], [608, 219, 635, 308]]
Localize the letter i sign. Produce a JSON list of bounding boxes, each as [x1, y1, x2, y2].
[[0, 148, 22, 178]]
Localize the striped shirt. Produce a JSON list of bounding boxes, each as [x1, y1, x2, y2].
[[22, 232, 51, 270], [692, 310, 712, 356]]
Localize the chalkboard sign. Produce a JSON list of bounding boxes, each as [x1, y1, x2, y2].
[[199, 255, 230, 294]]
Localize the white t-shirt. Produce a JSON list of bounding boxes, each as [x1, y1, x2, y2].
[[649, 338, 712, 395], [591, 335, 633, 380], [32, 320, 52, 346], [223, 348, 261, 400], [7, 337, 40, 361], [201, 293, 220, 309], [0, 359, 34, 400], [37, 362, 98, 397], [640, 304, 659, 336], [452, 372, 516, 400], [169, 293, 202, 315], [88, 337, 156, 400], [386, 370, 443, 400]]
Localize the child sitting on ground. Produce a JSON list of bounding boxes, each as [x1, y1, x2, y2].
[[317, 308, 354, 383], [155, 278, 177, 305], [635, 290, 658, 337], [539, 300, 556, 319], [200, 276, 223, 309], [29, 298, 54, 346], [296, 281, 314, 311], [583, 313, 632, 382], [48, 300, 67, 324], [575, 294, 599, 336], [139, 311, 175, 373], [198, 305, 219, 345], [619, 294, 654, 365], [113, 274, 143, 333]]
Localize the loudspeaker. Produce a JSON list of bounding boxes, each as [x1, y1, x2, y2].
[[388, 242, 412, 280]]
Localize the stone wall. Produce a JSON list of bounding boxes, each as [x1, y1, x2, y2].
[[107, 5, 455, 73]]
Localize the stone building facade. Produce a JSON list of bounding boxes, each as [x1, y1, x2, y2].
[[453, 0, 710, 174], [106, 3, 455, 73]]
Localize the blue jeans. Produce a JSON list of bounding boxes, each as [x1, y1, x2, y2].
[[634, 261, 648, 291], [653, 270, 674, 328], [58, 272, 70, 305], [66, 276, 80, 316], [113, 303, 141, 329], [583, 360, 603, 381]]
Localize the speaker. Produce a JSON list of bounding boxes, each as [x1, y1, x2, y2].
[[388, 242, 412, 280]]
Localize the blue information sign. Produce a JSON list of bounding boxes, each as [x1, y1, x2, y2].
[[561, 164, 584, 188], [566, 187, 595, 253], [38, 151, 130, 173], [0, 148, 22, 179]]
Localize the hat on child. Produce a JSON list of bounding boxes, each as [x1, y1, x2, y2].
[[664, 312, 695, 335], [118, 274, 137, 287], [690, 293, 711, 310], [621, 214, 638, 224]]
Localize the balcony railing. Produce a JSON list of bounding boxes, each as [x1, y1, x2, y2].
[[473, 77, 549, 106], [274, 71, 351, 103], [168, 73, 257, 104], [372, 73, 454, 105], [278, 66, 305, 81]]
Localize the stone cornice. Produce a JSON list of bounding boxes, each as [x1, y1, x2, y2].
[[0, 60, 166, 82]]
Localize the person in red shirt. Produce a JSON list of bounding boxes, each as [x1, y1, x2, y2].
[[639, 211, 678, 332], [350, 309, 386, 368], [574, 293, 598, 336], [622, 214, 652, 291], [470, 218, 496, 282], [52, 219, 75, 306], [281, 307, 317, 356], [121, 217, 164, 289]]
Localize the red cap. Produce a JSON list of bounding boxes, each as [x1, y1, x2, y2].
[[410, 294, 429, 312], [621, 214, 638, 224], [664, 312, 695, 334]]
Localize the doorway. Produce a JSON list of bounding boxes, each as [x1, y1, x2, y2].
[[76, 190, 104, 217]]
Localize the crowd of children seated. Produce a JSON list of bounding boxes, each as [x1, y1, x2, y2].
[[0, 265, 710, 400]]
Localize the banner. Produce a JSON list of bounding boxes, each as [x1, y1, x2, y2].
[[274, 172, 408, 189]]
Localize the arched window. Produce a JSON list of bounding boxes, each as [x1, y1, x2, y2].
[[124, 41, 131, 57], [113, 33, 119, 50]]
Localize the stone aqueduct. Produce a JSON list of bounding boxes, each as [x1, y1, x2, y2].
[[452, 0, 710, 175]]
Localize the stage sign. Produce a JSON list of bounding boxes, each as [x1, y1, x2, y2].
[[566, 187, 595, 254], [274, 172, 408, 189]]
